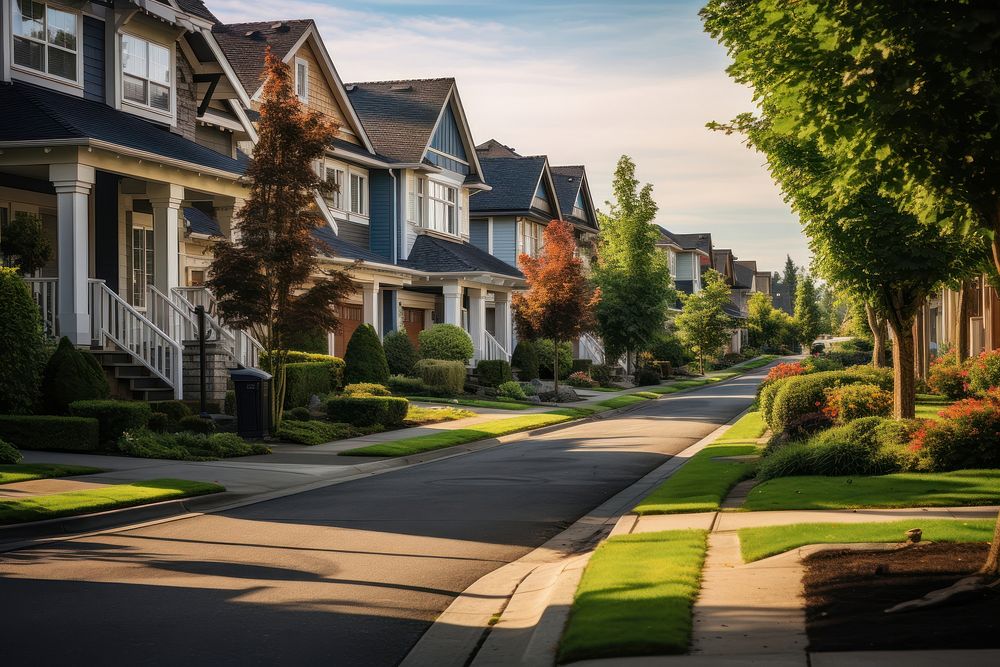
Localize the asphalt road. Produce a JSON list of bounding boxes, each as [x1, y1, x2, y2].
[[0, 368, 767, 666]]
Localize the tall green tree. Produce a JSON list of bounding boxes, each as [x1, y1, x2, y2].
[[208, 51, 354, 428], [746, 291, 781, 351], [592, 156, 675, 373], [793, 274, 821, 350], [781, 255, 798, 314], [675, 269, 733, 375]]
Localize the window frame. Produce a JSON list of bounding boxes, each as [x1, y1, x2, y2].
[[294, 57, 309, 103], [349, 169, 368, 218], [118, 31, 174, 119], [10, 1, 83, 89], [425, 179, 458, 235], [324, 165, 345, 211]]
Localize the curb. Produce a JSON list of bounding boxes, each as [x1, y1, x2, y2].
[[0, 360, 777, 554]]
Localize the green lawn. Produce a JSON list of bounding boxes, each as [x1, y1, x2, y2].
[[597, 394, 652, 410], [404, 396, 533, 410], [633, 443, 759, 515], [588, 386, 624, 393], [0, 479, 224, 525], [558, 530, 708, 663], [338, 412, 574, 457], [0, 464, 104, 485], [717, 411, 766, 442], [404, 405, 476, 424], [915, 397, 954, 421], [739, 519, 996, 562], [743, 469, 1000, 511]]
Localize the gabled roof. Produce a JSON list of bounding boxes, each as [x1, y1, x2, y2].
[[733, 261, 755, 290], [174, 0, 218, 23], [212, 21, 313, 94], [476, 139, 520, 158], [401, 234, 523, 278], [470, 156, 558, 218], [0, 82, 247, 175], [670, 232, 713, 255], [313, 225, 392, 264], [551, 165, 598, 231]]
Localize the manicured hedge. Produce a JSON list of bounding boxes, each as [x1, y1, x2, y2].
[[327, 395, 409, 427], [0, 437, 22, 464], [69, 400, 151, 446], [511, 341, 540, 381], [384, 330, 418, 376], [768, 369, 893, 433], [284, 362, 333, 408], [261, 351, 346, 389], [388, 375, 425, 394], [0, 415, 100, 452], [149, 400, 192, 425], [343, 383, 391, 396], [476, 360, 512, 387], [0, 267, 46, 414], [344, 324, 390, 385], [419, 324, 474, 362], [41, 337, 109, 414], [414, 359, 466, 396]]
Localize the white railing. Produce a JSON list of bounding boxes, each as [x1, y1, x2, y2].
[[481, 330, 511, 362], [25, 277, 58, 338], [171, 286, 263, 369], [89, 279, 182, 398], [147, 285, 198, 344], [578, 332, 605, 365]]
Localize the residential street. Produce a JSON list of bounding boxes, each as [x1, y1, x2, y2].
[[0, 369, 765, 666]]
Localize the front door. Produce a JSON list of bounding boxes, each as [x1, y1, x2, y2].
[[402, 307, 424, 347], [335, 303, 363, 358], [127, 212, 154, 309]]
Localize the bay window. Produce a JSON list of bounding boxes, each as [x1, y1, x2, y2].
[[12, 1, 78, 83], [121, 34, 172, 113]]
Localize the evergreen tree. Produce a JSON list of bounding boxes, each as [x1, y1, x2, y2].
[[793, 274, 821, 350], [781, 255, 798, 313]]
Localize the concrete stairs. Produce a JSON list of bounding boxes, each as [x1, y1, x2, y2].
[[89, 347, 174, 402]]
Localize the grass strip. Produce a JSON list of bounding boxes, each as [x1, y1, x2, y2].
[[404, 405, 476, 424], [597, 394, 652, 410], [739, 519, 996, 562], [558, 530, 708, 663], [633, 443, 759, 515], [915, 398, 954, 421], [587, 386, 624, 393], [0, 464, 104, 485], [717, 411, 766, 442], [403, 396, 532, 410], [0, 479, 224, 525], [338, 412, 573, 457], [744, 469, 1000, 511]]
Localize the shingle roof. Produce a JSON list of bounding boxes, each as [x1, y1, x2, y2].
[[470, 156, 547, 213], [550, 165, 586, 215], [184, 208, 222, 236], [175, 0, 218, 23], [401, 235, 523, 278], [475, 139, 520, 158], [345, 79, 455, 163], [0, 82, 247, 174], [733, 262, 755, 290], [670, 232, 713, 253], [313, 225, 392, 264], [213, 20, 313, 94]]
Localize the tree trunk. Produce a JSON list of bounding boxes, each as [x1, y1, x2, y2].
[[981, 199, 1000, 576], [886, 315, 917, 419], [913, 307, 926, 381], [865, 304, 886, 368], [553, 337, 560, 398], [955, 281, 971, 359]]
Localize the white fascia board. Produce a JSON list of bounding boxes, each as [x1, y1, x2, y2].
[[304, 32, 377, 154]]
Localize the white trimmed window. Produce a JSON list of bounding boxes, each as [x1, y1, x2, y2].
[[427, 181, 457, 234], [519, 220, 540, 257], [350, 172, 367, 216], [325, 166, 344, 210], [121, 34, 172, 113], [413, 176, 426, 226], [12, 1, 79, 83], [295, 58, 309, 102]]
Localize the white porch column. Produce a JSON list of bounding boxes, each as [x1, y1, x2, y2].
[[442, 283, 463, 327], [149, 183, 184, 292], [362, 282, 380, 334], [50, 164, 95, 345], [493, 290, 513, 353], [468, 287, 486, 360]]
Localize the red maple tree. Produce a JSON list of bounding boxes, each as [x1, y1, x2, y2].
[[513, 219, 600, 395]]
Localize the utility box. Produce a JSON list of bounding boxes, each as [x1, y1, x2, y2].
[[229, 367, 272, 439]]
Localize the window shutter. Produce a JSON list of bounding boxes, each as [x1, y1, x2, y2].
[[407, 173, 416, 222]]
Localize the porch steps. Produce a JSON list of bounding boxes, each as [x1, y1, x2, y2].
[[89, 348, 175, 402]]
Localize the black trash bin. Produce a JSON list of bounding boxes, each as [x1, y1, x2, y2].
[[229, 367, 272, 438]]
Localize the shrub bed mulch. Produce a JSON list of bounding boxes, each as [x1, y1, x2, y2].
[[804, 543, 1000, 652]]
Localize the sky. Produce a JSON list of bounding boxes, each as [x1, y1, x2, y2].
[[211, 0, 811, 274]]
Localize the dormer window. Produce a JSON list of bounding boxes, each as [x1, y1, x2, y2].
[[121, 34, 172, 113], [295, 58, 309, 103], [12, 1, 79, 83]]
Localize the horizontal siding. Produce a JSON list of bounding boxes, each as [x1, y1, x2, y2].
[[492, 217, 517, 266], [82, 16, 105, 102], [470, 219, 488, 252], [338, 219, 370, 248], [368, 170, 393, 261]]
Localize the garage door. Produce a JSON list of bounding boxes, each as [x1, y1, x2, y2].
[[335, 303, 363, 358]]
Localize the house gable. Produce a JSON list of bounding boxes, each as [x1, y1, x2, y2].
[[425, 98, 472, 174], [531, 163, 559, 218]]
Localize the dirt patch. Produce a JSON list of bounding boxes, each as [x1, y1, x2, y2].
[[804, 543, 1000, 652]]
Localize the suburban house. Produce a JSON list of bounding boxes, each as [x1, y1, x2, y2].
[[0, 0, 259, 400], [213, 18, 524, 362], [920, 276, 1000, 376]]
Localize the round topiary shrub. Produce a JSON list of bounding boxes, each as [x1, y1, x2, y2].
[[767, 369, 892, 433], [0, 267, 47, 414], [343, 383, 391, 396], [511, 341, 540, 381], [178, 415, 216, 434], [41, 337, 110, 414], [0, 437, 23, 464], [384, 330, 418, 376], [344, 324, 390, 385], [497, 380, 527, 401], [968, 350, 1000, 396], [286, 406, 311, 422], [418, 324, 474, 363]]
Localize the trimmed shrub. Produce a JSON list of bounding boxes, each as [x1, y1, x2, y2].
[[178, 415, 215, 434], [758, 376, 793, 423], [760, 362, 805, 391], [327, 395, 409, 427], [284, 362, 333, 408], [838, 337, 874, 353], [511, 341, 540, 381], [0, 415, 99, 452], [590, 364, 614, 387], [968, 350, 1000, 395], [275, 419, 369, 446], [477, 360, 513, 387], [634, 366, 662, 387], [344, 383, 391, 396], [263, 351, 346, 389], [148, 412, 169, 433], [149, 400, 192, 425], [41, 337, 110, 414], [283, 325, 329, 355], [801, 355, 843, 373], [536, 339, 573, 380], [118, 429, 268, 460], [758, 417, 898, 480], [646, 331, 693, 369], [224, 390, 236, 416], [768, 369, 892, 433], [571, 358, 593, 374], [912, 394, 1000, 471], [928, 354, 970, 399], [414, 359, 466, 396], [286, 406, 311, 422], [566, 371, 598, 388], [0, 267, 46, 414], [821, 383, 892, 423], [824, 351, 872, 367], [69, 400, 152, 446], [497, 380, 527, 400], [384, 330, 419, 376], [388, 375, 425, 394], [344, 324, 390, 385], [0, 437, 22, 464], [418, 324, 474, 362], [765, 411, 834, 453]]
